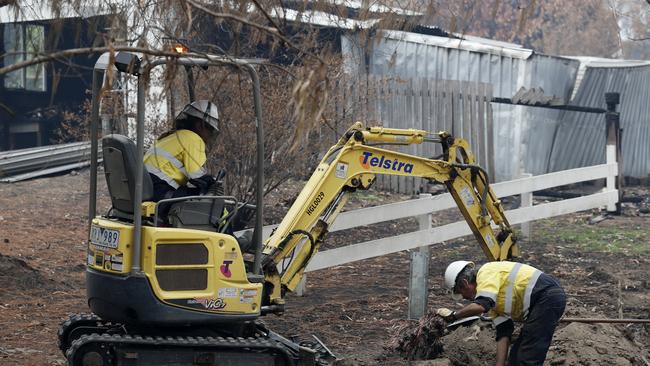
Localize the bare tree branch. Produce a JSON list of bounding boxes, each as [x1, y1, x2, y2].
[[184, 0, 281, 36], [185, 0, 325, 64], [0, 101, 16, 116], [0, 46, 216, 76], [250, 0, 286, 38]]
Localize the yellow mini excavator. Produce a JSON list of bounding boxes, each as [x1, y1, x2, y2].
[[58, 52, 517, 366]]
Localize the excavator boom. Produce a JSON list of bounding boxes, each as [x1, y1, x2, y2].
[[262, 122, 517, 303]]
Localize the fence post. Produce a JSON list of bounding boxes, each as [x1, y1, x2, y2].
[[605, 92, 621, 214], [606, 145, 617, 212], [520, 173, 533, 239], [295, 275, 306, 297], [408, 194, 432, 320]]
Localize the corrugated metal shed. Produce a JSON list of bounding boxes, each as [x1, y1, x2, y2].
[[341, 30, 579, 181], [567, 57, 650, 101], [520, 55, 580, 176], [549, 63, 650, 178]]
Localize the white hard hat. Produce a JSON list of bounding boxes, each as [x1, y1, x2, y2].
[[177, 100, 219, 132], [444, 260, 475, 300]]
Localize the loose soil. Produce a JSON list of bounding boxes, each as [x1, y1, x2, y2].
[[0, 171, 649, 365]]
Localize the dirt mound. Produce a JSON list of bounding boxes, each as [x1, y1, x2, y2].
[[547, 322, 649, 365], [438, 321, 497, 365], [0, 253, 59, 298], [384, 307, 650, 366]]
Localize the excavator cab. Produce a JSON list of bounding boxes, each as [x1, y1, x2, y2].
[[58, 52, 322, 366]]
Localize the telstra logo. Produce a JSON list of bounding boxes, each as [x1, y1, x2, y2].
[[359, 152, 414, 173]]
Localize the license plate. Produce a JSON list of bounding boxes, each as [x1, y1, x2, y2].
[[90, 225, 120, 248]]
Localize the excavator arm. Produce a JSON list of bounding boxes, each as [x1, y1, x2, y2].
[[261, 122, 517, 307]]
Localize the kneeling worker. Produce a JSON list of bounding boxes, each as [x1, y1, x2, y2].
[[144, 100, 220, 201], [440, 260, 566, 366]]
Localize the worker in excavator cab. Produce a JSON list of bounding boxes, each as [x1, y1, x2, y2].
[[438, 260, 566, 366], [144, 100, 221, 201]]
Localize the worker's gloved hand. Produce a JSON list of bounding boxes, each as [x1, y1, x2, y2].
[[436, 308, 457, 323], [188, 174, 216, 194], [210, 169, 226, 196]]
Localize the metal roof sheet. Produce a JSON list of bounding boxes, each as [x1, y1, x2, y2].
[[327, 0, 422, 16], [549, 64, 650, 178], [270, 7, 381, 29], [566, 56, 650, 101], [380, 30, 534, 60]]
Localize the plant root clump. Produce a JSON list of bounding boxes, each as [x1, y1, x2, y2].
[[387, 310, 447, 360]]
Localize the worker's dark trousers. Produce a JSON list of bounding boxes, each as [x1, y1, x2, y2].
[[508, 286, 566, 366]]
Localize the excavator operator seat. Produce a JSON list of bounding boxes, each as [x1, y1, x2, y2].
[[102, 134, 154, 220]]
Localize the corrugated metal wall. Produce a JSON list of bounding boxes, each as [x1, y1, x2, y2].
[[521, 55, 580, 176], [342, 31, 580, 181], [549, 65, 650, 178], [331, 74, 495, 194]]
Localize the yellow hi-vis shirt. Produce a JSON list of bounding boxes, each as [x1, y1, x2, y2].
[[143, 130, 207, 189], [475, 261, 543, 325]]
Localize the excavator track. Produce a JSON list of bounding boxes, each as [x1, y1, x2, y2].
[[65, 330, 311, 366], [58, 313, 122, 355], [60, 313, 338, 365]]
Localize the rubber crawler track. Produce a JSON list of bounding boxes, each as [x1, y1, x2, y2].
[[65, 331, 295, 366]]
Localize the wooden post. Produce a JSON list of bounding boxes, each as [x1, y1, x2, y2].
[[408, 194, 432, 320], [605, 92, 621, 214], [606, 145, 617, 212]]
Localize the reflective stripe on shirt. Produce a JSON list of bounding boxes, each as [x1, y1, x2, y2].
[[145, 164, 180, 189], [145, 143, 207, 181], [523, 269, 543, 318], [504, 262, 523, 315], [145, 146, 189, 177], [187, 165, 206, 179]]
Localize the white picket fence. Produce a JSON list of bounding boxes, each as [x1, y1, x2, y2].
[[263, 146, 619, 318]]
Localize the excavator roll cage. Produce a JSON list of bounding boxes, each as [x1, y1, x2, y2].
[[88, 52, 268, 276]]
